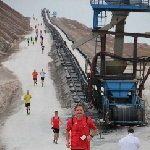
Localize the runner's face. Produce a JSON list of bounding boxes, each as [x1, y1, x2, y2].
[[55, 112, 58, 116], [75, 106, 84, 117]]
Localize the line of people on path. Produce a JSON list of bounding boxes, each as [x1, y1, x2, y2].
[[27, 23, 45, 52], [24, 69, 46, 116], [27, 36, 36, 46], [39, 29, 45, 54], [25, 20, 47, 116], [32, 69, 46, 86], [24, 86, 140, 150], [23, 91, 98, 149]]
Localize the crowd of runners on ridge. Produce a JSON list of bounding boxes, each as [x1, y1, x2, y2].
[[25, 18, 47, 117]]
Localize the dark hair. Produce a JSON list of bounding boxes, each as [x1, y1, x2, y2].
[[55, 111, 58, 113], [128, 128, 134, 133], [74, 103, 85, 111]]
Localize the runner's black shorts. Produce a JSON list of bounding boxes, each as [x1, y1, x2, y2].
[[25, 103, 30, 107], [52, 127, 59, 133], [41, 77, 45, 80], [33, 78, 37, 80]]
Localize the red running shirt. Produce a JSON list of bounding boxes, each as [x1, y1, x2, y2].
[[32, 71, 38, 78], [52, 117, 60, 129], [66, 116, 97, 150]]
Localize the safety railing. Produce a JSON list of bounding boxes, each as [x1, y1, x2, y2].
[[90, 0, 149, 5], [90, 0, 105, 4]]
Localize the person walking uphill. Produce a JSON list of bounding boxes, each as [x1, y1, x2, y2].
[[66, 103, 98, 150], [51, 111, 62, 144], [24, 90, 32, 115], [118, 128, 140, 150]]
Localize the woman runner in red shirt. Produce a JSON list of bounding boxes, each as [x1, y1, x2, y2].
[[51, 111, 62, 144]]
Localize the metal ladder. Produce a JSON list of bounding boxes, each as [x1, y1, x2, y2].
[[95, 11, 107, 54]]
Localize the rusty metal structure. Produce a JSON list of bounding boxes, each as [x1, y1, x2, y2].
[[72, 0, 150, 125]]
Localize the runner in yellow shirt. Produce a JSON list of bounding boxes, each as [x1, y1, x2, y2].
[[24, 90, 32, 115]]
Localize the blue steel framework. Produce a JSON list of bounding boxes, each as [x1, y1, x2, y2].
[[89, 0, 150, 125], [90, 0, 150, 29]]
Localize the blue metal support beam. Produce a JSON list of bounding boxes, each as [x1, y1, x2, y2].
[[90, 0, 150, 11]]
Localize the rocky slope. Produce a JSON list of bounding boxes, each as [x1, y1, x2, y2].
[[0, 1, 31, 114], [0, 1, 31, 60], [51, 17, 150, 60]]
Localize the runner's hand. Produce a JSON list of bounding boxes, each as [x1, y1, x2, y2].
[[66, 141, 70, 148], [87, 135, 93, 141]]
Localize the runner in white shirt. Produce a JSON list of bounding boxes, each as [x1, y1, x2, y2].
[[40, 69, 46, 87]]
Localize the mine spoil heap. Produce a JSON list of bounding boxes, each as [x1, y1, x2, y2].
[[51, 17, 150, 60], [0, 1, 31, 114], [0, 1, 31, 59]]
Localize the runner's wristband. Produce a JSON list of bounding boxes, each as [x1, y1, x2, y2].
[[90, 135, 93, 138]]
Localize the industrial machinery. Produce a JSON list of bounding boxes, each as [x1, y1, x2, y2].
[[72, 0, 150, 125]]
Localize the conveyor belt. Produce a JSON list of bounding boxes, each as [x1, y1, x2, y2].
[[42, 9, 88, 103]]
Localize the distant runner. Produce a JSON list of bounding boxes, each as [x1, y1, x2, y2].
[[51, 111, 62, 144], [32, 39, 35, 45], [41, 45, 45, 54], [24, 90, 32, 115], [36, 32, 39, 38], [30, 36, 33, 43], [32, 69, 38, 86], [40, 69, 46, 87], [27, 37, 30, 46], [41, 36, 43, 41], [40, 32, 43, 39], [40, 40, 43, 46], [36, 28, 38, 35], [35, 36, 37, 43]]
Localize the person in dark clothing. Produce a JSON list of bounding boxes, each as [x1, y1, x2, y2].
[[41, 45, 45, 54], [30, 36, 33, 43], [27, 37, 30, 46], [41, 36, 43, 41], [35, 36, 37, 43]]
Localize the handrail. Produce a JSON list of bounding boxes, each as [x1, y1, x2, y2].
[[90, 0, 150, 5]]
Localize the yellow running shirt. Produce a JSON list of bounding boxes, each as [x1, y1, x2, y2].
[[24, 94, 32, 103]]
